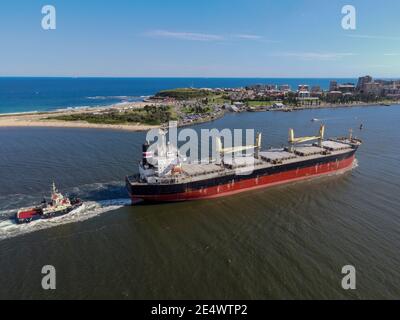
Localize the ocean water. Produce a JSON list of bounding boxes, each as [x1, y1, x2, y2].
[[0, 77, 356, 114], [0, 105, 400, 299]]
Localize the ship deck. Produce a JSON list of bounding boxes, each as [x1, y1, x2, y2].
[[127, 139, 358, 186]]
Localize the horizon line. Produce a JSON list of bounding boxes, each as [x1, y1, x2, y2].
[[0, 75, 390, 79]]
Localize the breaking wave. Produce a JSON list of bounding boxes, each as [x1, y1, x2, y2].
[[86, 95, 144, 101]]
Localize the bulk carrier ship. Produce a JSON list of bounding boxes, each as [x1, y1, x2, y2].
[[126, 125, 362, 203]]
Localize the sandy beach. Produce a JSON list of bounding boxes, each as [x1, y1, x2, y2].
[[0, 101, 160, 132]]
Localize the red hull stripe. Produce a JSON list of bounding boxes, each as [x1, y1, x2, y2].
[[130, 155, 356, 202]]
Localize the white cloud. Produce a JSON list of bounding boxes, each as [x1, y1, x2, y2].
[[233, 34, 263, 40], [145, 30, 223, 41], [145, 30, 277, 43], [345, 34, 400, 41], [384, 53, 400, 56], [278, 52, 357, 61]]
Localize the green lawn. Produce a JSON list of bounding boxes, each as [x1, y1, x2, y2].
[[155, 88, 214, 100], [246, 100, 275, 107]]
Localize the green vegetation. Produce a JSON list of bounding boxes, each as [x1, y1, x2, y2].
[[155, 88, 213, 100], [203, 94, 229, 104], [246, 100, 275, 107], [181, 104, 213, 115], [47, 105, 177, 126], [283, 92, 300, 107]]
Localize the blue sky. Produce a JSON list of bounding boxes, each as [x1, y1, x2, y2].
[[0, 0, 400, 77]]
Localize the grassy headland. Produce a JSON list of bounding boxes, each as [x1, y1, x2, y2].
[[155, 88, 214, 100], [47, 105, 177, 126]]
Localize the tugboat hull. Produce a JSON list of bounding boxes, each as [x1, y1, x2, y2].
[[16, 202, 83, 224]]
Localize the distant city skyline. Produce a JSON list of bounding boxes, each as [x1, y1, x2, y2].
[[1, 0, 400, 77]]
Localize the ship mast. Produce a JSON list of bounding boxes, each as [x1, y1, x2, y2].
[[216, 133, 262, 162], [52, 182, 57, 194], [288, 124, 325, 151]]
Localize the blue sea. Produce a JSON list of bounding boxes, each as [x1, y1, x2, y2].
[[0, 77, 356, 114]]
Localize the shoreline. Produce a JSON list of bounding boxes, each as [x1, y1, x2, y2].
[[266, 101, 395, 112], [0, 120, 159, 132], [0, 101, 160, 132], [0, 101, 397, 132]]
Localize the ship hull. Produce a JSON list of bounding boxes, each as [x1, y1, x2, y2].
[[126, 149, 357, 203]]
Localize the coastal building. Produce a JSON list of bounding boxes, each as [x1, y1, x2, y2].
[[297, 84, 319, 105], [329, 80, 338, 92], [311, 86, 323, 97], [356, 75, 373, 92], [384, 87, 400, 99], [266, 84, 278, 91], [311, 91, 323, 98], [311, 85, 321, 92], [298, 90, 310, 99], [326, 91, 343, 100], [297, 84, 311, 99], [338, 83, 356, 94], [381, 80, 400, 97], [279, 84, 291, 92], [298, 85, 309, 92], [364, 82, 383, 96], [382, 80, 400, 95], [246, 84, 270, 91]]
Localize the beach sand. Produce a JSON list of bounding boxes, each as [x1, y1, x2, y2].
[[0, 102, 160, 132]]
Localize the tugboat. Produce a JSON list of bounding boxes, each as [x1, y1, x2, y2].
[[16, 183, 83, 224]]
